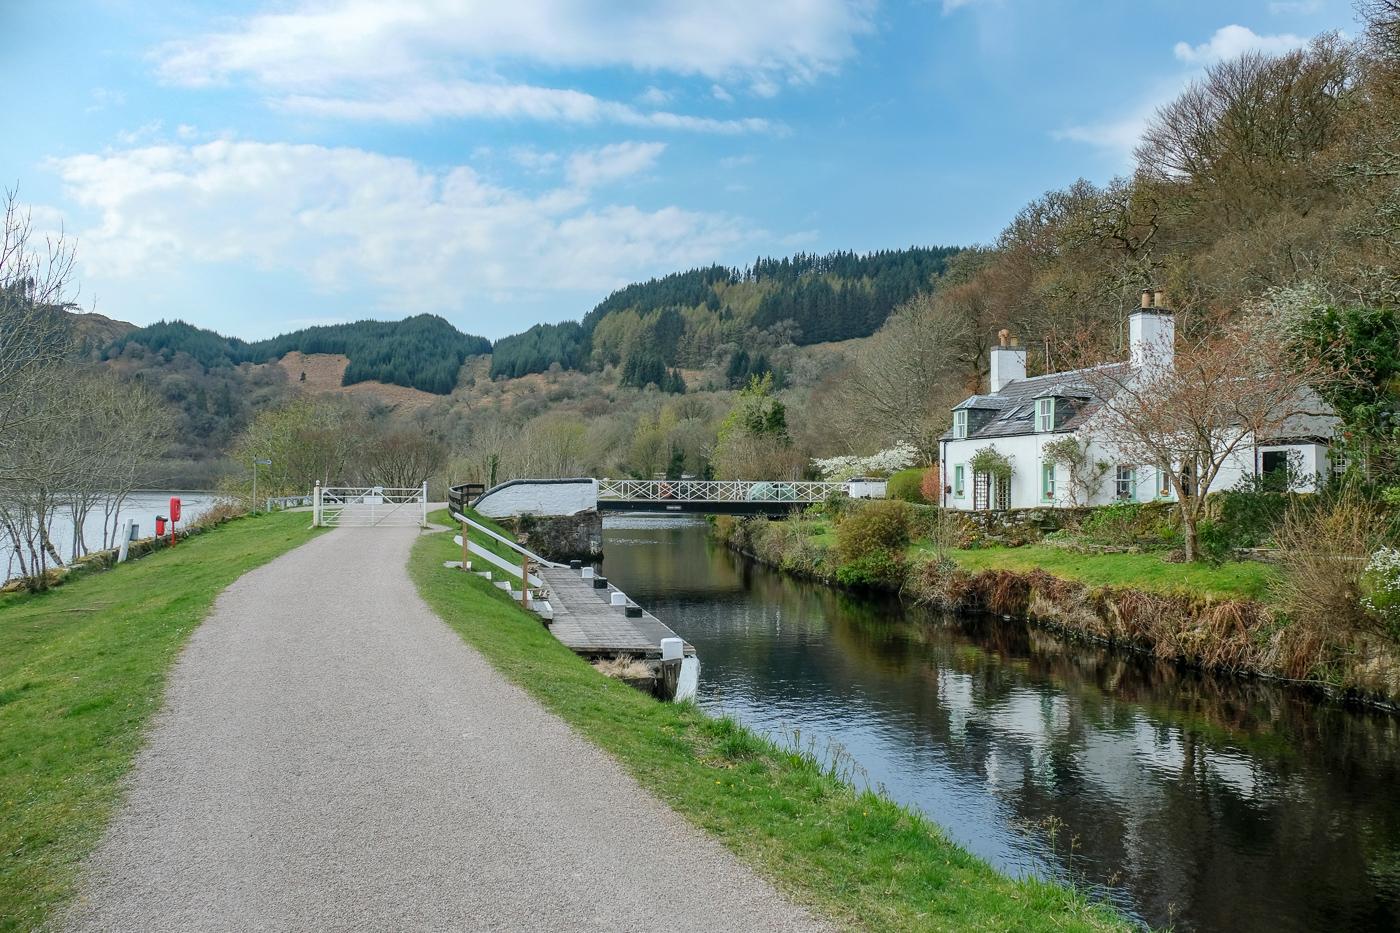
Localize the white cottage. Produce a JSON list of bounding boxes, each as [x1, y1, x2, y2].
[[938, 293, 1339, 511]]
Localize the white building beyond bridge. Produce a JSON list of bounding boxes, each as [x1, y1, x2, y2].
[[938, 292, 1339, 512]]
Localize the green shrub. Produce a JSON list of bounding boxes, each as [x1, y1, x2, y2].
[[1079, 501, 1178, 549], [835, 551, 907, 590], [835, 499, 914, 563], [886, 468, 927, 503], [1206, 489, 1294, 549]]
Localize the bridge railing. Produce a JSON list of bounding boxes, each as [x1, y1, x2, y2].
[[596, 478, 847, 503]]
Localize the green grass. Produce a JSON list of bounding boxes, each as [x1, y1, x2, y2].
[[0, 511, 321, 932], [454, 506, 530, 570], [413, 510, 1129, 932], [932, 543, 1278, 601]]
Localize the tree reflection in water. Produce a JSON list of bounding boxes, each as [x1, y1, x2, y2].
[[600, 516, 1400, 933]]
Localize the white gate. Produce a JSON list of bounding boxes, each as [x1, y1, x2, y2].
[[313, 482, 427, 527]]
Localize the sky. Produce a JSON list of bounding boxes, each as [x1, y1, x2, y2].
[[0, 0, 1362, 341]]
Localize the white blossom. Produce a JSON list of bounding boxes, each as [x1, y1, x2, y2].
[[812, 442, 919, 481]]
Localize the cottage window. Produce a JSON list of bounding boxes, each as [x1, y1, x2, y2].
[[1157, 466, 1171, 497], [1116, 466, 1137, 500], [1041, 462, 1055, 501], [953, 410, 968, 439], [954, 464, 966, 497], [1035, 398, 1055, 433]]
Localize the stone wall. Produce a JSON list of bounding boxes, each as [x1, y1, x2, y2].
[[510, 510, 604, 563], [948, 506, 1092, 547]]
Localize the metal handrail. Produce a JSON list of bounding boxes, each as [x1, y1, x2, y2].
[[451, 510, 566, 569], [596, 478, 846, 503]]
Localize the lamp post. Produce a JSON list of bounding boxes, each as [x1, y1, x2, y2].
[[253, 458, 272, 509]]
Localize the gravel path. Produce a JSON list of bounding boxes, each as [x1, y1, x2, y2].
[[65, 526, 827, 932]]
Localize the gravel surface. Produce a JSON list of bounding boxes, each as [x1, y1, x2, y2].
[[65, 526, 828, 932]]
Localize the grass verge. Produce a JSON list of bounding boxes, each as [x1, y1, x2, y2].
[[412, 510, 1129, 932], [937, 543, 1277, 601], [0, 511, 321, 932]]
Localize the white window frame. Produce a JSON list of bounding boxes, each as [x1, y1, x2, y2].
[[1157, 466, 1171, 498], [1116, 465, 1137, 501], [953, 410, 968, 439], [954, 464, 966, 498], [1035, 398, 1055, 433], [1041, 461, 1055, 501]]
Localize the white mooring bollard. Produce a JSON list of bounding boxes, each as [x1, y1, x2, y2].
[[581, 567, 595, 579], [610, 591, 627, 606], [660, 637, 683, 662]]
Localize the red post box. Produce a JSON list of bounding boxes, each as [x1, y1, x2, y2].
[[169, 497, 182, 523], [155, 516, 166, 536]]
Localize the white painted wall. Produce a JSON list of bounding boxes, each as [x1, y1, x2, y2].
[[475, 479, 599, 517], [847, 479, 888, 499], [941, 432, 1330, 511]]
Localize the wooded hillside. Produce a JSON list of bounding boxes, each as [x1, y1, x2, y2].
[[488, 247, 960, 382], [105, 314, 491, 395]]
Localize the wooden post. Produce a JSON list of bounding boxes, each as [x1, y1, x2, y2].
[[461, 520, 470, 571], [520, 549, 531, 608]]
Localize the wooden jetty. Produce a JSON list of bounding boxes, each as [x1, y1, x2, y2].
[[452, 510, 696, 698], [537, 566, 695, 660]]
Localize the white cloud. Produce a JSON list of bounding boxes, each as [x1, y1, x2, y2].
[[152, 1, 872, 128], [47, 141, 754, 313], [1173, 25, 1307, 64], [1269, 1, 1323, 14], [711, 84, 734, 103], [565, 142, 666, 188], [1055, 25, 1310, 165], [157, 1, 874, 87], [277, 80, 773, 133], [637, 86, 671, 106], [720, 154, 756, 169], [509, 146, 560, 173]]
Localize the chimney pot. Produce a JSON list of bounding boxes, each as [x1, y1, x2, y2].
[[1153, 289, 1166, 309], [1140, 289, 1152, 309], [997, 328, 1009, 347]]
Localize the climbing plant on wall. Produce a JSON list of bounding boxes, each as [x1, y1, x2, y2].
[[969, 445, 1013, 480]]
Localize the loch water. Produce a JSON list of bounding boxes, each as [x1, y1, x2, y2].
[[599, 515, 1400, 933]]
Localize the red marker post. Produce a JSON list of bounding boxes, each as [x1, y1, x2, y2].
[[168, 497, 182, 546]]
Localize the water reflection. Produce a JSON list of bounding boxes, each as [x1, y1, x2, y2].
[[600, 516, 1400, 933]]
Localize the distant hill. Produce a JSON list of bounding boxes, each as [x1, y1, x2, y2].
[[104, 314, 491, 395], [489, 246, 960, 383], [66, 310, 136, 351]]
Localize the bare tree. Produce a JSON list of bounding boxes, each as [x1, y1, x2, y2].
[[64, 374, 170, 554], [840, 291, 978, 460], [0, 188, 76, 462], [360, 427, 446, 489], [1072, 314, 1339, 561]]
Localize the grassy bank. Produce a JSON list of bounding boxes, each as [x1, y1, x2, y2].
[[0, 511, 320, 932], [411, 511, 1128, 932], [940, 544, 1277, 601]]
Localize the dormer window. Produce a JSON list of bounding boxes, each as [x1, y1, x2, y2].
[[953, 410, 968, 439], [1035, 398, 1055, 433]]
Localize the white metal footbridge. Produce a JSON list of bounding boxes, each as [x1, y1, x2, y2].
[[458, 477, 885, 519]]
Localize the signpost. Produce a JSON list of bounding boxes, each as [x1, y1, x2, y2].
[[252, 458, 272, 509]]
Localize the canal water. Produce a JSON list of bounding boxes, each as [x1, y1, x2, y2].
[[2, 491, 221, 583], [599, 515, 1400, 933]]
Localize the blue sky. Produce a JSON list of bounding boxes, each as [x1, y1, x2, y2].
[[0, 0, 1360, 341]]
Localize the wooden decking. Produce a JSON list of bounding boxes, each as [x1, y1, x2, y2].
[[537, 566, 694, 659]]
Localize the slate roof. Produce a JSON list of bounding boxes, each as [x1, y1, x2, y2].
[[943, 363, 1128, 442]]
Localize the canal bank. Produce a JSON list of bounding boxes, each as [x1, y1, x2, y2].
[[412, 513, 1128, 932], [598, 515, 1400, 933]]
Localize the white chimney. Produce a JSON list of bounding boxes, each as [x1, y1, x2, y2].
[[1130, 289, 1174, 370], [989, 328, 1026, 393]]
